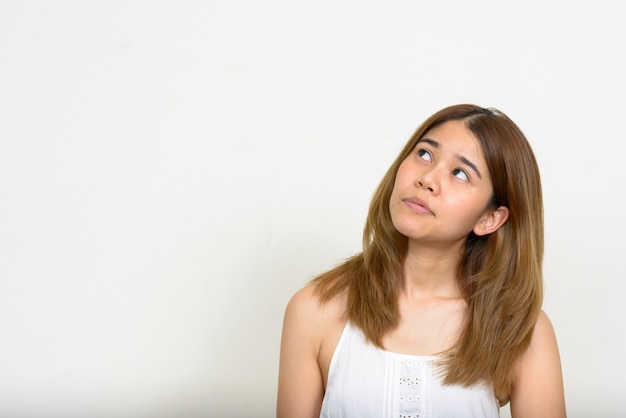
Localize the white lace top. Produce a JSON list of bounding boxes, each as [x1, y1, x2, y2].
[[320, 322, 500, 418]]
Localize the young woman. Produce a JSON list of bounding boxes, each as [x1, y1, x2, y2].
[[277, 104, 566, 417]]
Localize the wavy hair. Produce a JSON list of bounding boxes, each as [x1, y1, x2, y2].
[[312, 104, 544, 395]]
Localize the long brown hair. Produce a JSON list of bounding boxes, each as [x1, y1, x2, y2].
[[312, 104, 544, 395]]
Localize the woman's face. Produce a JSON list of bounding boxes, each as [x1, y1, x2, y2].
[[389, 120, 497, 250]]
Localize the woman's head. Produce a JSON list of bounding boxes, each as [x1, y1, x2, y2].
[[365, 104, 543, 291], [317, 105, 544, 381]]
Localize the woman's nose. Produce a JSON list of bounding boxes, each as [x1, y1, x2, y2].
[[417, 172, 438, 194]]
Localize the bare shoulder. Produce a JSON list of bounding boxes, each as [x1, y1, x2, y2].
[[277, 282, 347, 418], [282, 282, 348, 358], [510, 310, 566, 418], [283, 282, 346, 329], [283, 283, 320, 323], [519, 311, 562, 370], [531, 310, 558, 345]]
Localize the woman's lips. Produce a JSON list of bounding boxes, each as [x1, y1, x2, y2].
[[403, 197, 434, 215]]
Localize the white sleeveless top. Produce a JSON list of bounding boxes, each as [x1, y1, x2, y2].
[[320, 322, 500, 418]]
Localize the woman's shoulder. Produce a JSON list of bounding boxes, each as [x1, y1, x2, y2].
[[281, 281, 349, 381], [520, 310, 560, 363], [283, 281, 347, 329], [278, 282, 348, 417], [509, 309, 566, 417]]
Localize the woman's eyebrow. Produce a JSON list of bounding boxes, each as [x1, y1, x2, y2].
[[458, 155, 482, 179], [417, 137, 439, 148], [417, 137, 482, 179]]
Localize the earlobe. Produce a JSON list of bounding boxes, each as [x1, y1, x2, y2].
[[474, 206, 510, 236]]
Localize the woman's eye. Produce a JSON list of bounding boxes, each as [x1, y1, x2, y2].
[[453, 169, 469, 181], [417, 149, 432, 161]]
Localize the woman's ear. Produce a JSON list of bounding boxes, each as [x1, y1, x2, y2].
[[474, 206, 509, 236]]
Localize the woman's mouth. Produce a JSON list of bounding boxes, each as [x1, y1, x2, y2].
[[403, 197, 434, 215]]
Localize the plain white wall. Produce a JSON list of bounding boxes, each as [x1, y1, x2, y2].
[[1, 1, 624, 417]]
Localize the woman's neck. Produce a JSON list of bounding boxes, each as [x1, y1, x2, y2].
[[401, 241, 463, 300]]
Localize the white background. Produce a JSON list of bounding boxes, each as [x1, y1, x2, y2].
[[1, 1, 624, 417]]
